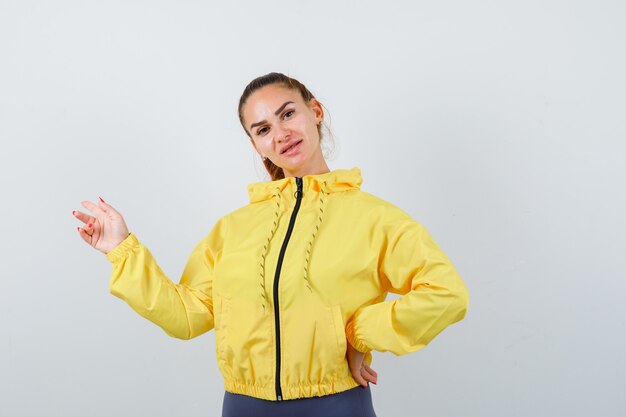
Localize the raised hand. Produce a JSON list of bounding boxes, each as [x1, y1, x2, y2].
[[346, 339, 378, 388], [73, 196, 130, 254]]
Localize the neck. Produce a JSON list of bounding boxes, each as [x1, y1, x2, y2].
[[282, 157, 330, 178]]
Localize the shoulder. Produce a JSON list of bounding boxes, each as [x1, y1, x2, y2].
[[347, 190, 417, 223], [220, 199, 270, 225]]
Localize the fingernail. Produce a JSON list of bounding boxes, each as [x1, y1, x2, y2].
[[88, 223, 92, 228], [99, 196, 105, 203], [77, 226, 80, 232], [72, 210, 75, 215]]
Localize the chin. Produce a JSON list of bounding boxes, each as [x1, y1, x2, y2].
[[282, 157, 309, 172]]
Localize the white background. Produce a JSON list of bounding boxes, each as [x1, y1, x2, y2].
[[1, 1, 624, 416]]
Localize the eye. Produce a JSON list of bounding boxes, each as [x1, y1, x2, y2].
[[256, 110, 295, 135]]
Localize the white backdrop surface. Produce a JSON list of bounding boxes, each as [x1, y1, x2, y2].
[[1, 1, 624, 416]]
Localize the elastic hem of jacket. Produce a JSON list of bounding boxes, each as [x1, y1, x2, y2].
[[223, 373, 360, 401], [345, 315, 373, 353], [104, 232, 138, 264]]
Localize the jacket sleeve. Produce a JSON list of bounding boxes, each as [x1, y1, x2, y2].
[[104, 216, 227, 340], [345, 209, 469, 356]]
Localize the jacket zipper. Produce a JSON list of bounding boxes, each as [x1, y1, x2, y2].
[[273, 176, 304, 401]]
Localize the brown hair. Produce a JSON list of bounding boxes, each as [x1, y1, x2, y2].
[[238, 72, 334, 181]]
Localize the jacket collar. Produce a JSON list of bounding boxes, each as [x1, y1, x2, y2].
[[247, 166, 362, 204]]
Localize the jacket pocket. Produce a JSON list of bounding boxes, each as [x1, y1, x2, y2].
[[331, 304, 348, 365], [215, 295, 231, 366]]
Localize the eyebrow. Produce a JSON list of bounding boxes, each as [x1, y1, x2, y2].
[[249, 101, 294, 131]]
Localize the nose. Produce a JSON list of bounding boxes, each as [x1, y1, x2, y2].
[[274, 125, 291, 142]]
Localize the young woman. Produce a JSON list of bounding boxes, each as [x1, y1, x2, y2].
[[73, 72, 469, 417]]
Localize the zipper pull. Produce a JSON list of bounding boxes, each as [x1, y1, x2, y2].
[[294, 177, 303, 199]]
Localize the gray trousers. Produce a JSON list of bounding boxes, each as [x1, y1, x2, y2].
[[221, 384, 377, 417]]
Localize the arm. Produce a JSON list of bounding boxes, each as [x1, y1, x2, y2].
[[345, 210, 469, 355], [105, 216, 227, 340]]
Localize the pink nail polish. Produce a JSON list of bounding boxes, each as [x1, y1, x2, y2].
[[72, 210, 75, 215], [99, 196, 105, 203], [88, 223, 92, 228]]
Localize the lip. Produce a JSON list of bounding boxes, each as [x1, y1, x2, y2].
[[280, 139, 303, 155]]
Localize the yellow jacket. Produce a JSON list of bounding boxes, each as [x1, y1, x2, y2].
[[105, 167, 469, 401]]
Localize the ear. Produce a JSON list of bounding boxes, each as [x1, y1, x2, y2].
[[308, 98, 324, 125]]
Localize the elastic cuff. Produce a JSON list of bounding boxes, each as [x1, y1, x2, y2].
[[105, 232, 138, 264], [345, 315, 372, 353]]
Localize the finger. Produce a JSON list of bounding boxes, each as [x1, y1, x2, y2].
[[96, 196, 119, 215], [360, 365, 375, 379], [77, 225, 93, 245], [72, 209, 96, 226], [360, 366, 378, 384], [82, 221, 95, 236], [363, 363, 378, 378], [352, 370, 368, 388], [81, 200, 106, 217], [360, 364, 376, 379]]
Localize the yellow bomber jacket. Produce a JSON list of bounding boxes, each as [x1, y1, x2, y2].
[[105, 166, 469, 401]]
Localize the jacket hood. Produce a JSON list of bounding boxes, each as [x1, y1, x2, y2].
[[246, 167, 363, 314], [246, 166, 363, 203]]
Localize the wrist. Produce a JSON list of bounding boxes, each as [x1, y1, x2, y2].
[[345, 315, 372, 353]]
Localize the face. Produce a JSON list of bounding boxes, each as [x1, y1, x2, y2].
[[243, 84, 326, 177]]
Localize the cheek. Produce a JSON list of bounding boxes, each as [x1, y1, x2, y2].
[[253, 139, 269, 155], [293, 115, 314, 134]]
